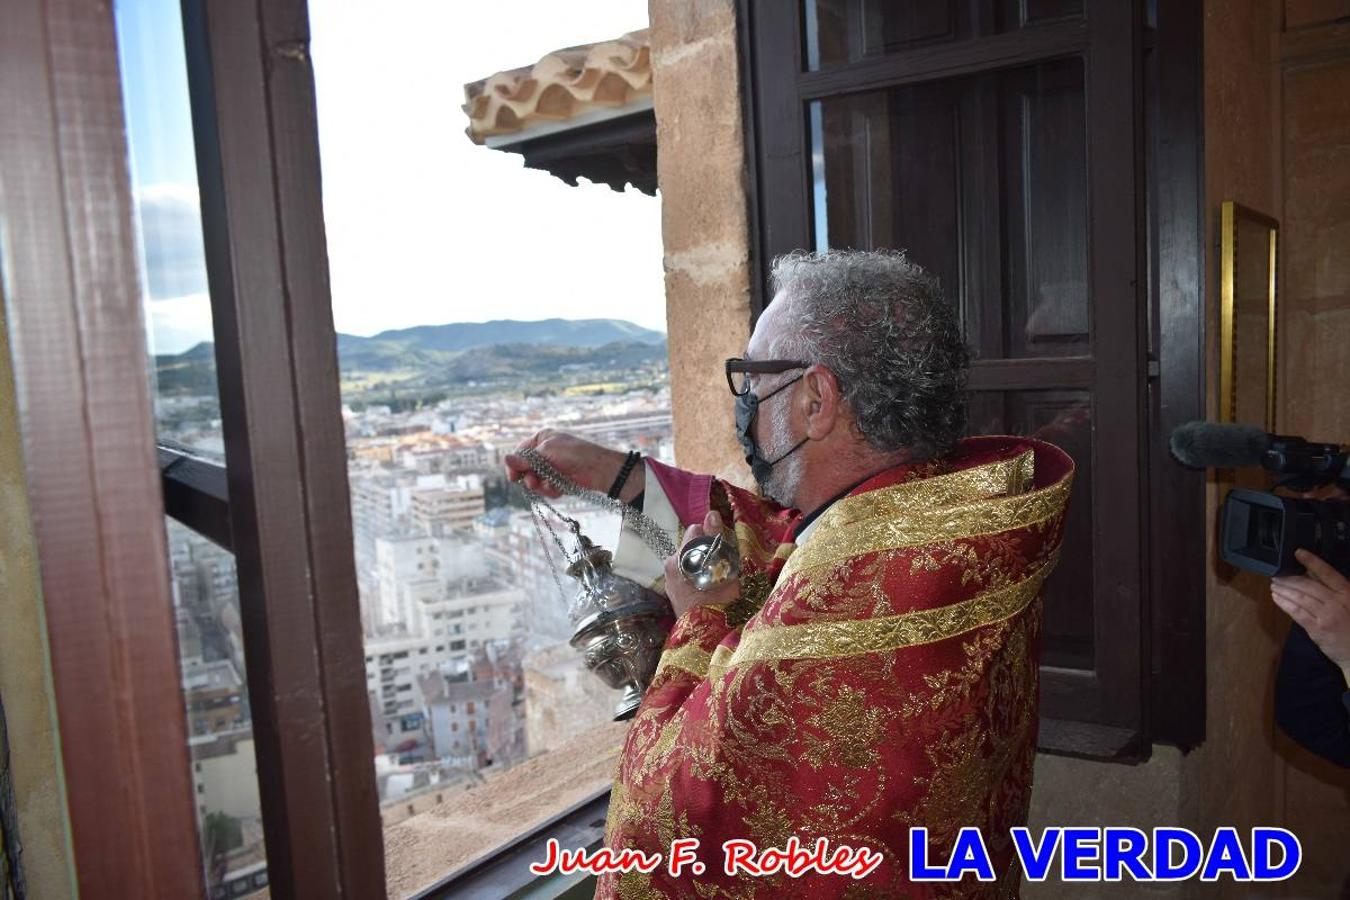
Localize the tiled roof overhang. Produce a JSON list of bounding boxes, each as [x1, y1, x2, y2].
[[463, 29, 656, 195]]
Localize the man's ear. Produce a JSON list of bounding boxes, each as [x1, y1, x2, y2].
[[801, 364, 841, 440]]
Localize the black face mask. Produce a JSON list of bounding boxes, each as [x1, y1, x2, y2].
[[734, 372, 808, 490]]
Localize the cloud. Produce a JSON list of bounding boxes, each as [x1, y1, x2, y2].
[[308, 0, 667, 338], [146, 292, 214, 356], [135, 183, 209, 301]]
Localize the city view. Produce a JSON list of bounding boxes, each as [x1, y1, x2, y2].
[[160, 319, 671, 896], [115, 0, 661, 892], [11, 0, 1348, 897]]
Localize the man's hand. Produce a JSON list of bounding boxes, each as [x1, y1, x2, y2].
[[503, 429, 644, 503], [1272, 549, 1350, 688], [663, 511, 740, 618]]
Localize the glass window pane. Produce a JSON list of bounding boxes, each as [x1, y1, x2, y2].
[[803, 0, 1083, 71], [967, 390, 1093, 669], [115, 1, 268, 895], [115, 0, 223, 463], [167, 520, 270, 898], [307, 3, 667, 894], [809, 58, 1090, 359]]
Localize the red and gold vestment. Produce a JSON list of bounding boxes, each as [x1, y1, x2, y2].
[[598, 436, 1074, 899]]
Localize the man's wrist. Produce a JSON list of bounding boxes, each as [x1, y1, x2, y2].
[[617, 458, 646, 506], [607, 451, 641, 499], [587, 447, 645, 502]]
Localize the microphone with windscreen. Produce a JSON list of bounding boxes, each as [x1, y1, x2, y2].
[[1169, 421, 1270, 469], [1167, 421, 1350, 575], [1168, 421, 1348, 483]]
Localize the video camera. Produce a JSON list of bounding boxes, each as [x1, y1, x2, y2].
[[1169, 422, 1350, 576]]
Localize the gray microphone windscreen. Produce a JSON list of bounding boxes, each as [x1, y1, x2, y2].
[[1169, 421, 1270, 469]]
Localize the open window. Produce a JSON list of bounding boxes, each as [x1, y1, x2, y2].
[[116, 0, 665, 896], [741, 0, 1207, 759]]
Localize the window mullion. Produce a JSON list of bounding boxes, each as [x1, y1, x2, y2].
[[159, 444, 232, 550], [180, 0, 384, 894], [796, 17, 1090, 100]]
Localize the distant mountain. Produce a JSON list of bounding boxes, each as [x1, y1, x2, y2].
[[172, 341, 217, 362], [154, 341, 219, 393], [341, 318, 665, 354], [331, 318, 665, 374], [432, 341, 666, 384], [152, 318, 668, 394]]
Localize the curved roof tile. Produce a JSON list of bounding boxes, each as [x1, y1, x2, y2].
[[463, 29, 651, 144]]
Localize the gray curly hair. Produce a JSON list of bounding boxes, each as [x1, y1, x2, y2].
[[768, 249, 969, 462]]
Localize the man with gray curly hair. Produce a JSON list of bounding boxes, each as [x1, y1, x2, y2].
[[740, 249, 969, 512], [507, 249, 1074, 898]]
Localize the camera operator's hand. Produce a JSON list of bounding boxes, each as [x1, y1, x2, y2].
[[1296, 484, 1349, 502], [663, 512, 740, 618], [1272, 549, 1350, 687], [503, 429, 644, 503]]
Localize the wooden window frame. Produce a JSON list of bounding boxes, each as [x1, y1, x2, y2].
[[2, 1, 1205, 895], [0, 0, 205, 894], [160, 443, 232, 550], [738, 0, 1207, 759], [176, 0, 384, 893], [166, 1, 621, 896], [3, 0, 393, 893], [6, 0, 614, 894]]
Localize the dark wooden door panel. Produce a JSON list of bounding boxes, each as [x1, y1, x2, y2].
[[744, 0, 1193, 758], [968, 389, 1095, 670], [809, 59, 1091, 360], [805, 0, 1085, 71], [1002, 60, 1091, 358]]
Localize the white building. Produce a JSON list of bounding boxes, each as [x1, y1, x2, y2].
[[363, 577, 521, 722], [363, 631, 463, 722], [373, 533, 488, 628], [522, 642, 618, 755], [422, 675, 498, 767], [189, 729, 261, 824], [410, 578, 524, 651], [410, 475, 485, 536], [499, 504, 621, 645], [350, 472, 409, 576]]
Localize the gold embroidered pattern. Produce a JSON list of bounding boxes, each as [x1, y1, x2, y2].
[[733, 520, 795, 566], [635, 710, 686, 782], [824, 450, 1035, 529], [722, 557, 1057, 669], [801, 679, 891, 770], [724, 570, 773, 628], [613, 872, 666, 900], [600, 442, 1072, 899], [654, 643, 713, 680], [899, 623, 1012, 721], [907, 532, 1031, 590], [780, 474, 1071, 579], [707, 644, 735, 680], [893, 724, 990, 846], [779, 555, 890, 622]]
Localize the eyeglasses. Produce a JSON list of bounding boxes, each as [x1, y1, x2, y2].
[[724, 357, 811, 396]]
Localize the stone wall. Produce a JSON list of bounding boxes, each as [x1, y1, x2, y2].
[[1273, 3, 1350, 893], [1281, 25, 1350, 444], [648, 0, 754, 480], [1182, 3, 1287, 898]]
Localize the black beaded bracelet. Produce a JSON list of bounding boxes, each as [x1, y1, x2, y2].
[[607, 450, 641, 500]]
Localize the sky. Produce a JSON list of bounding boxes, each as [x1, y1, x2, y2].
[[115, 0, 664, 354]]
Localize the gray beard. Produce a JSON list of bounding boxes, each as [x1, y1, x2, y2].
[[760, 396, 804, 509]]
